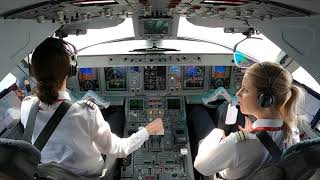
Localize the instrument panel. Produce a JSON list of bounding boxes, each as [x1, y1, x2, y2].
[[73, 65, 244, 96]]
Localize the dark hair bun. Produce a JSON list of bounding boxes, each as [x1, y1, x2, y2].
[[36, 80, 61, 105]]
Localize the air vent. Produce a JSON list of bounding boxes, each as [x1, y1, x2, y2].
[[72, 0, 118, 6], [201, 0, 248, 6], [130, 43, 179, 52]]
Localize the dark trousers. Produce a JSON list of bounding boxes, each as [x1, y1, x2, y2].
[[189, 104, 245, 144], [188, 104, 245, 179], [100, 109, 126, 163], [101, 110, 125, 138], [189, 105, 217, 143]]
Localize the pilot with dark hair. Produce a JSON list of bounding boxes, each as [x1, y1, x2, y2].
[[20, 37, 164, 177], [190, 62, 303, 179]]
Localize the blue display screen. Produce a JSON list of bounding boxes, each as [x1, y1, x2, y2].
[[215, 66, 226, 73], [184, 66, 203, 77], [130, 66, 139, 73], [170, 65, 180, 73], [79, 68, 93, 75]]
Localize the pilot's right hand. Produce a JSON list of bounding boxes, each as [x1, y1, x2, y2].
[[145, 118, 164, 135], [238, 116, 253, 132]]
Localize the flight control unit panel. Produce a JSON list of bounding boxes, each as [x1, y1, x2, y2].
[[121, 96, 193, 180]]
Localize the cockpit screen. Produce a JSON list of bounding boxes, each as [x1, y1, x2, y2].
[[215, 66, 226, 74], [211, 66, 232, 89], [130, 66, 140, 73], [144, 66, 166, 90], [167, 99, 180, 109], [144, 19, 169, 34], [183, 66, 205, 89], [105, 67, 127, 91], [169, 65, 180, 74], [130, 99, 143, 110], [78, 68, 100, 91]]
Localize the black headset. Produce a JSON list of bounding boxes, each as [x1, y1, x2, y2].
[[63, 40, 78, 77], [257, 63, 283, 108], [29, 38, 78, 77]]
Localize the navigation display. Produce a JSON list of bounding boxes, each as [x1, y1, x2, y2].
[[169, 65, 180, 74], [105, 67, 127, 91], [211, 66, 232, 89], [183, 66, 205, 89], [130, 66, 140, 73], [130, 99, 143, 110], [144, 66, 166, 90], [78, 68, 100, 91]]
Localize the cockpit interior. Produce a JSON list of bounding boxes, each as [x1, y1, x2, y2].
[[1, 1, 320, 180]]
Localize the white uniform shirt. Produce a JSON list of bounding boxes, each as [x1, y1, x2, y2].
[[21, 91, 150, 177], [194, 119, 300, 179]]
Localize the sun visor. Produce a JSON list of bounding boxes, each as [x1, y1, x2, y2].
[[57, 17, 125, 37], [186, 16, 250, 29]]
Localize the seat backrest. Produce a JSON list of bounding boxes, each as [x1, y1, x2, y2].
[[279, 137, 320, 180], [281, 137, 320, 159], [0, 138, 105, 180], [36, 162, 100, 180], [0, 138, 41, 180], [0, 122, 24, 140], [246, 137, 320, 180]]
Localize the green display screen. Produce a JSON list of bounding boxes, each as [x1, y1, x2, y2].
[[144, 19, 169, 34], [130, 99, 143, 110]]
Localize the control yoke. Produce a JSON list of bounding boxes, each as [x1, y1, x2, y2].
[[202, 87, 239, 125], [202, 87, 237, 106]]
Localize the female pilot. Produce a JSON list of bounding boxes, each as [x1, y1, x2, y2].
[[20, 37, 164, 177], [193, 62, 304, 179]]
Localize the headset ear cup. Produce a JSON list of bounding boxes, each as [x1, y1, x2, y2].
[[69, 64, 76, 77], [28, 63, 32, 76], [73, 65, 77, 76], [69, 65, 72, 77], [68, 54, 78, 77], [258, 92, 274, 108]]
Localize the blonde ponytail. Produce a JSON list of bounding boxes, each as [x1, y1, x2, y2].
[[280, 84, 305, 143]]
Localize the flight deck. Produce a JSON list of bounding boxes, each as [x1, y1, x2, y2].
[[65, 64, 245, 180]]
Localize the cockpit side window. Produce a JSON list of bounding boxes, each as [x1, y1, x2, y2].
[[292, 67, 320, 94]]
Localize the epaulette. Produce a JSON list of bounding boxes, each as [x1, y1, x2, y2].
[[234, 131, 249, 142], [222, 131, 257, 144], [233, 131, 255, 142], [83, 100, 96, 110]]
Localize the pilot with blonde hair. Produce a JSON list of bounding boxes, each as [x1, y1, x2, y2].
[[21, 37, 164, 177], [191, 62, 304, 179]]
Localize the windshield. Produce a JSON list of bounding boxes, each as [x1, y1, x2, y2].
[[65, 17, 282, 62], [178, 17, 283, 62]]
